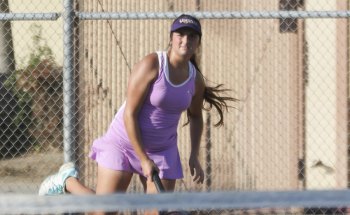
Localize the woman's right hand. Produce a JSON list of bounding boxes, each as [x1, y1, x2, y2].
[[141, 158, 159, 182]]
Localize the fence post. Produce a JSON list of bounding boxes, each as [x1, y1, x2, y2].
[[205, 112, 212, 191], [62, 0, 75, 163]]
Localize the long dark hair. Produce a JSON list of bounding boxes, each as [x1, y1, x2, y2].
[[188, 54, 237, 127]]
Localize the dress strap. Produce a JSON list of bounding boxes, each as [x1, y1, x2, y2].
[[156, 51, 165, 76]]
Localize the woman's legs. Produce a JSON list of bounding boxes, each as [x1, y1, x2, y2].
[[95, 165, 133, 194], [91, 165, 133, 215], [39, 162, 133, 196], [64, 164, 133, 215], [65, 164, 133, 195]]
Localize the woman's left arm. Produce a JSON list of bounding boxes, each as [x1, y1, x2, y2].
[[188, 72, 205, 184]]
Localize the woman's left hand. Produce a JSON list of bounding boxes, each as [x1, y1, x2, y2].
[[189, 154, 204, 184]]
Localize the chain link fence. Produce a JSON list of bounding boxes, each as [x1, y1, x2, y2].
[[0, 0, 63, 193], [0, 0, 349, 204]]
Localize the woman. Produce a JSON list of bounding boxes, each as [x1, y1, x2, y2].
[[39, 14, 234, 198]]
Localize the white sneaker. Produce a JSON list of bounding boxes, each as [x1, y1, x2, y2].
[[38, 162, 79, 196]]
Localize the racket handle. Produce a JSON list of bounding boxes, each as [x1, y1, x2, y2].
[[152, 170, 165, 193]]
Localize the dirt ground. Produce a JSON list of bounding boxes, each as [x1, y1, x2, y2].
[[0, 151, 63, 193]]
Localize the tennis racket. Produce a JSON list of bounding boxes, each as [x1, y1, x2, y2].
[[152, 171, 190, 215], [152, 170, 167, 215], [152, 170, 165, 193]]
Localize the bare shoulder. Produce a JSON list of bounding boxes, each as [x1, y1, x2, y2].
[[139, 52, 159, 68], [131, 53, 159, 82]]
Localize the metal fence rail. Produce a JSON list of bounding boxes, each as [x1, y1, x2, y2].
[[2, 190, 350, 214], [76, 10, 350, 19]]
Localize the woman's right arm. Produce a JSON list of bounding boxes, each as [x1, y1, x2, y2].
[[123, 53, 159, 180]]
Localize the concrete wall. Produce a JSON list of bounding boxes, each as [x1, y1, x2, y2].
[[304, 0, 348, 189], [9, 0, 63, 68]]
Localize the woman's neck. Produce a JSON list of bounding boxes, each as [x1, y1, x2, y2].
[[167, 50, 190, 70]]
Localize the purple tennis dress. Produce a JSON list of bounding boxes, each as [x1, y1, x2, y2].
[[89, 51, 196, 179]]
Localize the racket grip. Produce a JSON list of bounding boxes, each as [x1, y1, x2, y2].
[[152, 170, 165, 193]]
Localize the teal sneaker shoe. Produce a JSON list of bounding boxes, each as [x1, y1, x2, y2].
[[38, 162, 79, 196]]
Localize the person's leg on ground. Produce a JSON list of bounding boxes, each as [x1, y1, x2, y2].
[[65, 177, 94, 194], [38, 162, 88, 195]]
